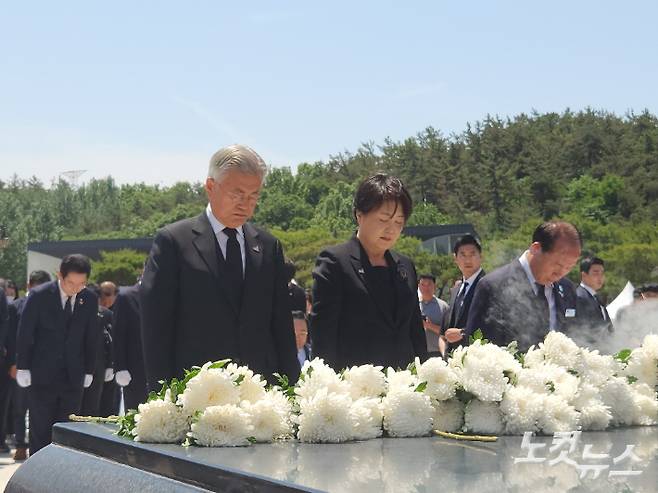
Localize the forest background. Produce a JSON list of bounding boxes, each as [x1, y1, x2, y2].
[[1, 109, 657, 302]]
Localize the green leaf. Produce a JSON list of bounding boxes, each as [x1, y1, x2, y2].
[[247, 436, 257, 444], [209, 359, 232, 369], [116, 409, 138, 438], [503, 370, 518, 386], [546, 381, 556, 393], [627, 376, 638, 384], [234, 374, 245, 386], [614, 349, 632, 364], [415, 381, 428, 393], [469, 329, 489, 345], [568, 369, 579, 376]]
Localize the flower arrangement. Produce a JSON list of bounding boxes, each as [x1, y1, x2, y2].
[[114, 332, 658, 447]]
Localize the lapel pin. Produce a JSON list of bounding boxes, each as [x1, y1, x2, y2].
[[358, 268, 365, 275], [78, 298, 84, 305], [252, 245, 260, 253]]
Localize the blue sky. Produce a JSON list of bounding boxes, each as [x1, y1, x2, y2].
[[1, 1, 657, 185]]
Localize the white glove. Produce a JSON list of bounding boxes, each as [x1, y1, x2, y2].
[[104, 368, 115, 382], [83, 374, 93, 388], [17, 369, 32, 388], [115, 370, 132, 387]]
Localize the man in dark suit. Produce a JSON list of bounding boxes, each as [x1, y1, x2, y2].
[[80, 283, 115, 417], [466, 221, 581, 352], [140, 144, 299, 391], [0, 286, 9, 452], [6, 270, 52, 460], [16, 255, 99, 454], [284, 259, 307, 313], [571, 257, 613, 346], [440, 234, 486, 356], [113, 282, 148, 411]]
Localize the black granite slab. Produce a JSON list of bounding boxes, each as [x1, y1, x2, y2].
[[7, 423, 658, 492]]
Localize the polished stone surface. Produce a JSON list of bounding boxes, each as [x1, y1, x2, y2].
[[9, 423, 658, 492]]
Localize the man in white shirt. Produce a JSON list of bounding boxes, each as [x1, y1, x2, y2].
[[16, 254, 99, 455]]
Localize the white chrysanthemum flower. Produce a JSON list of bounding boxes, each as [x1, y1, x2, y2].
[[133, 399, 189, 443], [188, 404, 253, 447], [516, 363, 579, 403], [572, 383, 612, 431], [447, 345, 467, 370], [385, 367, 420, 394], [431, 399, 464, 432], [624, 348, 658, 388], [600, 377, 639, 427], [417, 357, 460, 401], [297, 388, 355, 443], [226, 363, 268, 403], [641, 334, 658, 359], [350, 397, 383, 440], [296, 358, 349, 400], [537, 394, 580, 434], [343, 364, 385, 400], [500, 385, 542, 435], [523, 345, 545, 368], [539, 332, 580, 369], [460, 342, 521, 402], [464, 400, 504, 435], [631, 383, 658, 426], [241, 393, 292, 442], [382, 389, 433, 437], [575, 348, 620, 387], [177, 368, 240, 414]]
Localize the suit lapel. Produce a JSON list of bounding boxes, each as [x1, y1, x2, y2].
[[239, 223, 262, 321], [348, 238, 396, 330], [191, 213, 240, 316], [50, 282, 66, 328]]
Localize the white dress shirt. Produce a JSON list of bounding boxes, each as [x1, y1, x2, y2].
[[58, 280, 77, 311], [459, 267, 483, 299], [206, 203, 246, 275], [580, 282, 607, 320], [519, 251, 558, 330]]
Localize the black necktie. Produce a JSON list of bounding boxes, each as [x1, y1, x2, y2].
[[223, 227, 244, 306], [64, 296, 73, 326], [594, 294, 607, 320], [450, 281, 469, 327]]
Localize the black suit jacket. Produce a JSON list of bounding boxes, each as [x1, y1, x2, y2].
[[310, 237, 428, 371], [465, 259, 577, 352], [443, 269, 485, 353], [571, 285, 613, 343], [113, 284, 145, 381], [140, 213, 299, 390], [7, 297, 27, 367], [16, 281, 99, 387], [0, 290, 9, 364]]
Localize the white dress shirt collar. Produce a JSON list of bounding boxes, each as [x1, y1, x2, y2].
[[580, 282, 597, 297], [205, 204, 244, 239], [57, 280, 77, 310], [461, 268, 483, 293]]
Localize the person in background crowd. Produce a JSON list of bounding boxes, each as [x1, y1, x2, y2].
[[6, 270, 51, 461], [572, 257, 613, 345], [16, 254, 100, 454], [3, 280, 19, 303], [441, 234, 486, 355], [80, 284, 114, 417], [417, 274, 449, 357], [284, 259, 306, 313], [466, 221, 580, 352], [140, 144, 299, 390], [305, 289, 312, 315], [292, 311, 312, 369], [99, 281, 118, 310], [0, 283, 9, 453], [638, 283, 658, 300], [113, 272, 148, 412], [311, 173, 427, 370]]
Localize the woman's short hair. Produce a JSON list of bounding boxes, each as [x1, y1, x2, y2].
[[353, 173, 413, 222], [208, 144, 268, 182]]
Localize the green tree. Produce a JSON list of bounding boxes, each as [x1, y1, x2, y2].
[[91, 249, 147, 286]]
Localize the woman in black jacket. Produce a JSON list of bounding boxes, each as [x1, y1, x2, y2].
[[310, 173, 428, 371]]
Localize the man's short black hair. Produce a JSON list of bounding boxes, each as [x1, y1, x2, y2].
[[353, 173, 413, 222], [580, 257, 605, 274], [640, 283, 658, 294], [453, 234, 482, 255], [532, 221, 582, 252], [28, 270, 52, 287], [419, 274, 436, 283], [60, 254, 92, 278]]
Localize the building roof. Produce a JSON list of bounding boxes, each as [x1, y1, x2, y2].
[[402, 224, 477, 241], [28, 238, 154, 261]]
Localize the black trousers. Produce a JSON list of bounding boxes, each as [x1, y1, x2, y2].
[[28, 383, 83, 455], [11, 383, 28, 447], [80, 364, 105, 416], [122, 374, 148, 412], [99, 381, 118, 417]]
